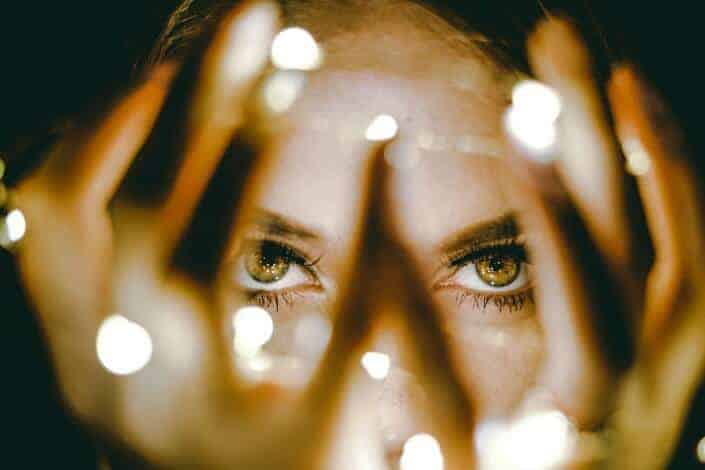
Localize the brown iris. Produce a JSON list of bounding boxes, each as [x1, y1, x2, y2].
[[245, 241, 291, 283], [475, 254, 520, 287]]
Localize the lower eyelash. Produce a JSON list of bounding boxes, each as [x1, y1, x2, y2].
[[248, 290, 304, 312], [455, 290, 533, 312]]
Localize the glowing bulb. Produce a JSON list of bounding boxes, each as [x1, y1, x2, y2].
[[6, 209, 26, 241], [400, 433, 444, 470], [96, 315, 153, 375], [270, 27, 322, 70], [361, 351, 391, 380], [505, 80, 562, 160], [623, 138, 651, 176], [233, 306, 274, 357], [504, 105, 557, 158], [512, 80, 562, 123], [1, 209, 27, 247], [476, 410, 575, 470], [262, 70, 306, 113], [696, 436, 705, 462], [365, 114, 398, 141]]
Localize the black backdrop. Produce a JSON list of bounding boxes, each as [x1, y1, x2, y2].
[[1, 1, 704, 468]]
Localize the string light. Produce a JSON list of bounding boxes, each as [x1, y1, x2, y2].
[[365, 114, 398, 141], [96, 315, 153, 375], [504, 80, 561, 160], [262, 70, 306, 113], [361, 351, 391, 380], [232, 306, 274, 358], [270, 27, 322, 70], [400, 433, 444, 470]]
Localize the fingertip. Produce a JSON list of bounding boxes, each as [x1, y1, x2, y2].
[[528, 16, 593, 85], [215, 0, 282, 86]]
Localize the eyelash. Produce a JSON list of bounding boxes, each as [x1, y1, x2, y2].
[[249, 289, 306, 312], [454, 290, 533, 312], [446, 240, 533, 312]]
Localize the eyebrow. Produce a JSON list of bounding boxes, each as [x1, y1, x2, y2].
[[437, 213, 519, 258], [248, 209, 324, 242]]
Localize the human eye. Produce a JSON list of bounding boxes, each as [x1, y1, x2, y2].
[[434, 240, 533, 316], [230, 239, 324, 310]]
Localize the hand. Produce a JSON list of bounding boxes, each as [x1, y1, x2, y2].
[[9, 1, 476, 467], [12, 1, 346, 467], [497, 17, 705, 469]]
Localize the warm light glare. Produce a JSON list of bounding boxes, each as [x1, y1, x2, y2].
[[505, 80, 562, 159], [361, 351, 391, 380], [504, 106, 557, 158], [0, 208, 28, 246], [623, 138, 651, 176], [696, 436, 705, 463], [262, 70, 306, 113], [400, 433, 444, 470], [270, 27, 322, 70], [512, 80, 562, 123], [233, 306, 274, 357], [96, 315, 153, 375], [365, 114, 398, 141], [476, 410, 574, 470]]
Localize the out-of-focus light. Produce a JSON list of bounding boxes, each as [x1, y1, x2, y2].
[[365, 114, 398, 141], [505, 106, 557, 158], [233, 306, 274, 357], [270, 27, 322, 70], [505, 80, 562, 160], [512, 80, 562, 123], [361, 351, 391, 380], [696, 436, 705, 463], [476, 410, 575, 470], [6, 209, 26, 241], [262, 70, 306, 113], [97, 315, 153, 375], [294, 312, 332, 359], [400, 433, 444, 470], [622, 138, 651, 176], [0, 209, 27, 248]]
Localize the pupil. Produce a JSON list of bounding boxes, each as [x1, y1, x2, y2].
[[246, 241, 291, 283], [476, 254, 519, 287], [488, 257, 505, 272]]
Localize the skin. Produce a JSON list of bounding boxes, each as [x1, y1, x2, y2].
[[233, 18, 543, 426], [9, 0, 705, 468]]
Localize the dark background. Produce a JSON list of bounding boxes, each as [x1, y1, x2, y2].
[[2, 0, 704, 467]]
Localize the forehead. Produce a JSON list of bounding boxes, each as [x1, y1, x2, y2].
[[254, 25, 515, 249]]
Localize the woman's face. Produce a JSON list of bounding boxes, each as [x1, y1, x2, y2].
[[219, 13, 542, 443]]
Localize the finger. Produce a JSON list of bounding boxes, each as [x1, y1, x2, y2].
[[289, 142, 389, 438], [169, 134, 258, 284], [120, 0, 279, 240], [379, 246, 476, 470], [62, 64, 175, 209], [503, 111, 632, 429], [301, 152, 474, 470], [528, 18, 649, 286], [608, 65, 705, 346]]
